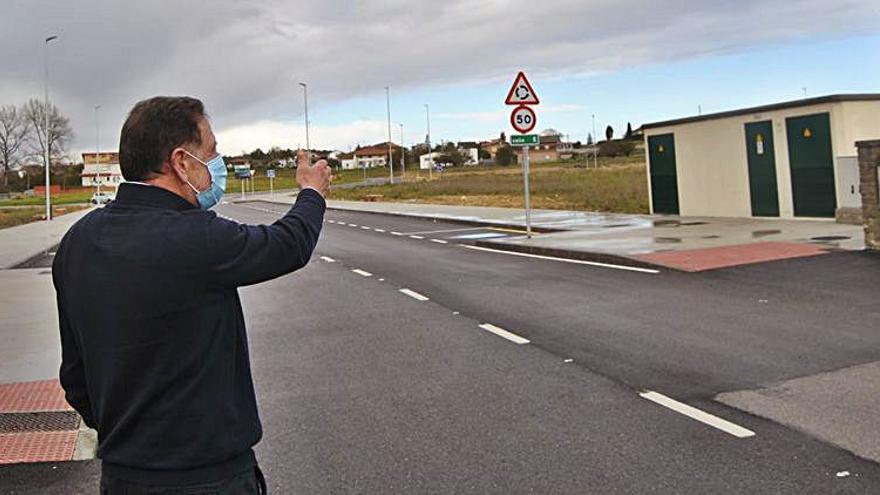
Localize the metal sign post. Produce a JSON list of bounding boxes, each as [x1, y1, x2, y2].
[[522, 146, 532, 238], [506, 71, 539, 239]]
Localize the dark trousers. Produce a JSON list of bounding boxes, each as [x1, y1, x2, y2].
[[100, 465, 267, 494]]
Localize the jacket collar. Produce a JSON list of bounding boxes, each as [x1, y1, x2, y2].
[[114, 182, 198, 211]]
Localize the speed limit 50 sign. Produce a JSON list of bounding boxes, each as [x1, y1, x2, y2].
[[510, 105, 536, 134]]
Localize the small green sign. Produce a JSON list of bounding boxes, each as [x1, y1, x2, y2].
[[511, 134, 538, 146]]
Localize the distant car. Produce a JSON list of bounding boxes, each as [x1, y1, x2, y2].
[[90, 191, 113, 205]]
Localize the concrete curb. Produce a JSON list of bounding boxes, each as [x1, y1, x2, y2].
[[72, 420, 97, 461], [234, 197, 566, 234], [473, 239, 669, 272]]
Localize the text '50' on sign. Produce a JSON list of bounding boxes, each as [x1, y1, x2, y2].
[[510, 105, 537, 134]]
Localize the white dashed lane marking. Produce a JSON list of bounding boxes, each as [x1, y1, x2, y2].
[[319, 256, 336, 263], [351, 269, 372, 277], [409, 235, 425, 240], [399, 288, 429, 301], [639, 391, 755, 438], [430, 239, 448, 244], [478, 323, 530, 345]]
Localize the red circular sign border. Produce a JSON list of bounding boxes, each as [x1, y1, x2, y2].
[[510, 105, 537, 134]]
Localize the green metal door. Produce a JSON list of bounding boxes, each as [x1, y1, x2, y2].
[[786, 113, 836, 217], [744, 121, 779, 216], [648, 133, 679, 215]]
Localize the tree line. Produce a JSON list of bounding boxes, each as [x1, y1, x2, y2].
[[0, 99, 74, 188]]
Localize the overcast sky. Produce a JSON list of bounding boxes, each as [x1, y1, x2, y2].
[[1, 0, 878, 158]]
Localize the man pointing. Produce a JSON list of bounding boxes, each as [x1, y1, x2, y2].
[[52, 96, 330, 494]]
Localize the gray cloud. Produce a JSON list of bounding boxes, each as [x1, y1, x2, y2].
[[1, 0, 877, 155]]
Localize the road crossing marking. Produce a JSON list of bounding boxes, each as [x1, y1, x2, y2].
[[460, 245, 659, 274], [430, 239, 448, 244], [478, 323, 530, 345], [351, 269, 372, 277], [409, 235, 425, 240], [319, 256, 336, 263], [399, 288, 429, 301], [639, 391, 755, 438]]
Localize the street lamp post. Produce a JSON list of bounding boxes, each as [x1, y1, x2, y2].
[[43, 35, 58, 221], [385, 86, 393, 184], [425, 104, 432, 180], [95, 104, 101, 196], [399, 123, 405, 180], [298, 82, 310, 165], [591, 113, 597, 168]]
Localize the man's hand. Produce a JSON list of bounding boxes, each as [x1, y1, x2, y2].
[[295, 150, 332, 197]]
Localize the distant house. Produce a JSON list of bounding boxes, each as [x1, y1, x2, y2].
[[340, 142, 402, 170], [479, 137, 507, 159], [419, 148, 479, 169], [513, 129, 573, 163], [81, 152, 124, 188]]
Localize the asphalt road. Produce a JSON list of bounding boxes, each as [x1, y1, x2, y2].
[[3, 201, 879, 493]]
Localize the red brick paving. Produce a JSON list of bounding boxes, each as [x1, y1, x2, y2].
[[0, 379, 80, 464], [0, 431, 78, 464], [0, 379, 72, 413], [636, 242, 829, 272]]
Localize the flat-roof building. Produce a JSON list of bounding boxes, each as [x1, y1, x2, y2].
[[641, 94, 880, 221]]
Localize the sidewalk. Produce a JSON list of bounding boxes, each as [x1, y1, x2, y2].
[[0, 209, 97, 465], [0, 208, 93, 269], [237, 192, 865, 272]]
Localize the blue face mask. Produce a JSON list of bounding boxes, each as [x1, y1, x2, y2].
[[182, 149, 227, 210]]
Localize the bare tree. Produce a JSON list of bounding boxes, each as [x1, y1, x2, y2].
[[23, 98, 73, 166], [0, 105, 30, 186]]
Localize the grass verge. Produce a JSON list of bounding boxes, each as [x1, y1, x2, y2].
[[330, 162, 649, 214]]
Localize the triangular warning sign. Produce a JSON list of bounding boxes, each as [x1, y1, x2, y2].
[[505, 71, 539, 105]]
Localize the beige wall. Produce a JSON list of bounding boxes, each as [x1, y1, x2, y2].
[[644, 100, 880, 218]]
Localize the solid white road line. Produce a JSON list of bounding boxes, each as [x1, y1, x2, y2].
[[351, 269, 372, 277], [319, 256, 336, 263], [478, 323, 530, 345], [639, 391, 756, 438], [409, 235, 425, 240], [374, 229, 386, 233], [400, 227, 486, 236], [430, 239, 449, 244], [460, 245, 659, 274], [399, 288, 429, 301]]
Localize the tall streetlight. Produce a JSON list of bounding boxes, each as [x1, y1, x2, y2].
[[385, 86, 393, 184], [591, 113, 597, 168], [399, 123, 405, 179], [95, 104, 101, 196], [43, 35, 58, 221], [425, 104, 433, 180], [298, 82, 310, 164]]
